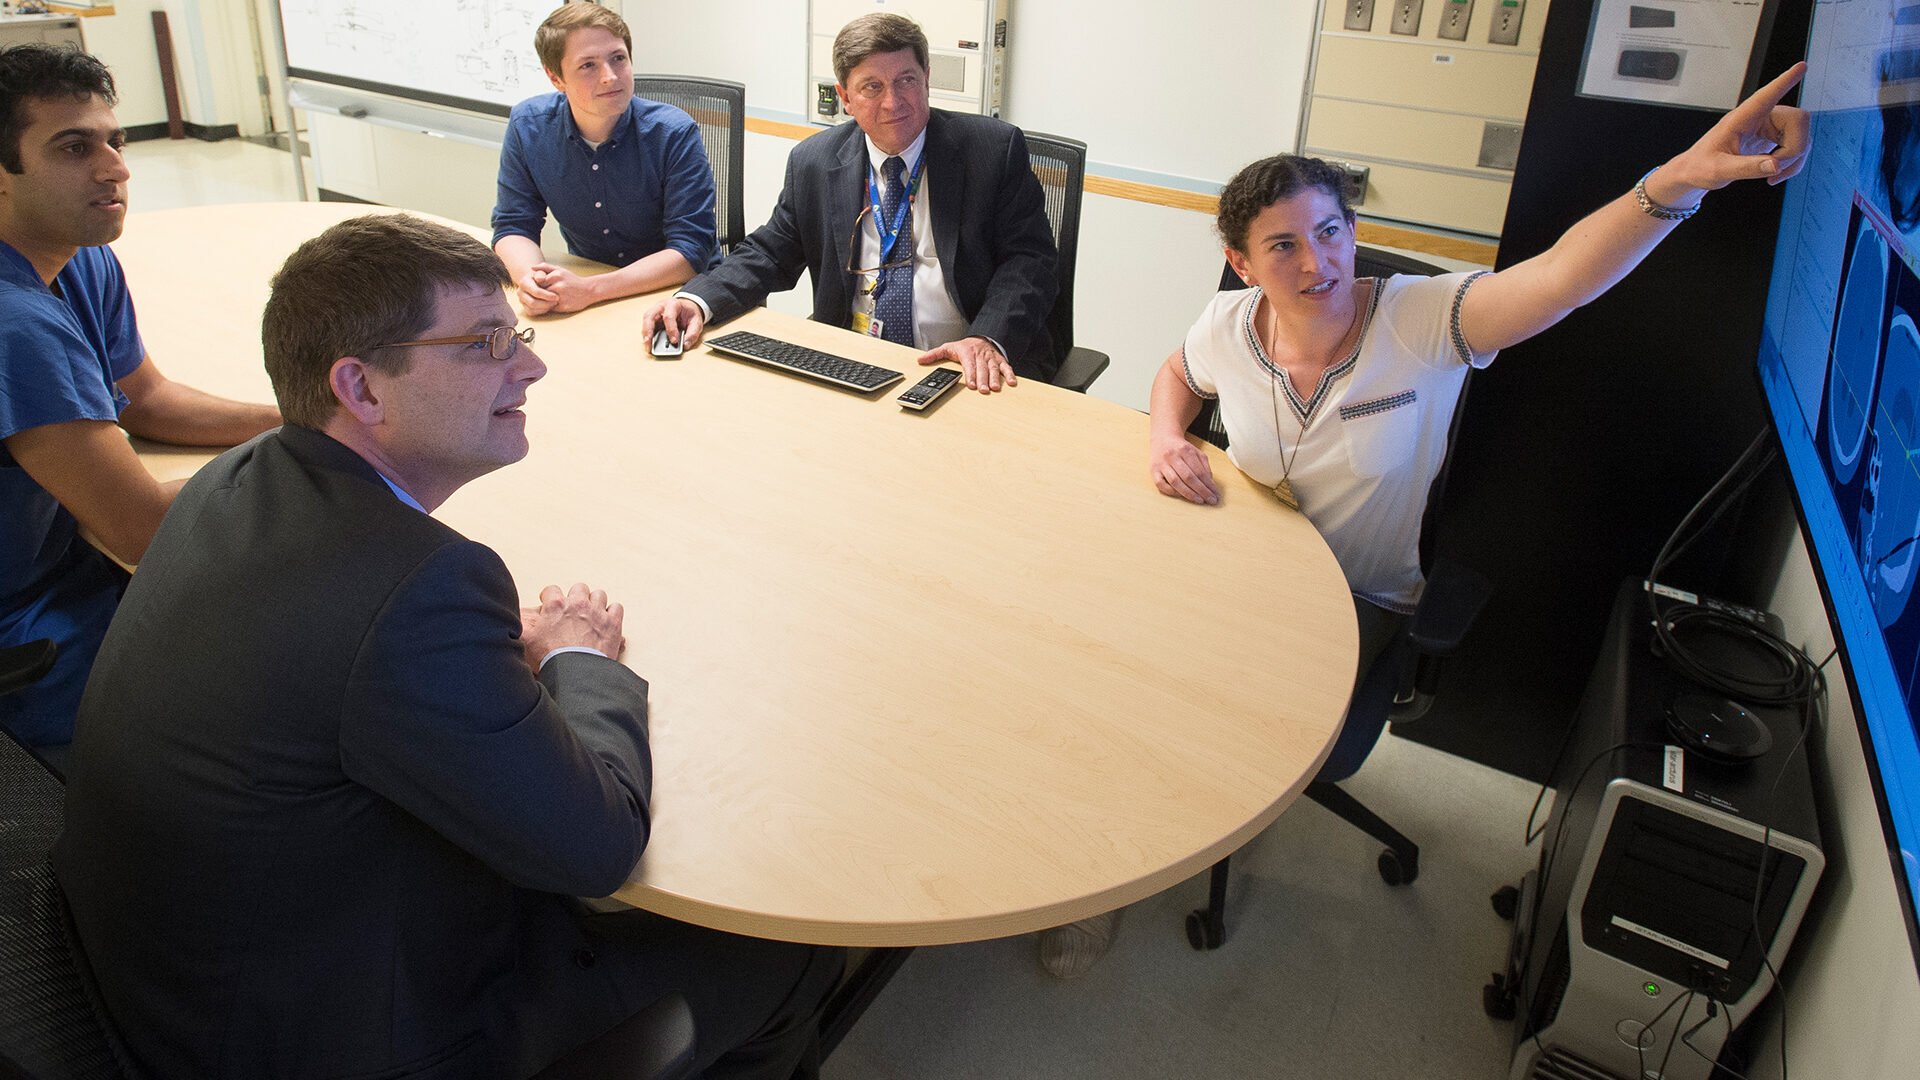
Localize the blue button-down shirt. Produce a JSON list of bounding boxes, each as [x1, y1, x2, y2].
[[491, 92, 719, 273]]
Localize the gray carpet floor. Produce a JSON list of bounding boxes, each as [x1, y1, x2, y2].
[[827, 730, 1541, 1079]]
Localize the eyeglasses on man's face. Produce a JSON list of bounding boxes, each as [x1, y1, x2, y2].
[[375, 326, 535, 362]]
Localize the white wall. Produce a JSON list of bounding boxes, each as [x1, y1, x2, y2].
[[626, 0, 1318, 188], [72, 1, 266, 135], [1750, 515, 1920, 1078], [76, 2, 168, 129]]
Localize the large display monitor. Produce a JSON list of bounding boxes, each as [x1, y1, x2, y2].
[[1757, 0, 1920, 958]]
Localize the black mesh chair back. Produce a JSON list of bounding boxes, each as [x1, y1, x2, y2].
[[1020, 132, 1108, 391], [633, 76, 746, 255], [1020, 131, 1086, 360], [1, 641, 124, 1079]]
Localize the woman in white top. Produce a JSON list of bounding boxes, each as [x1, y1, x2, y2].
[[1036, 64, 1812, 983], [1148, 63, 1811, 695]]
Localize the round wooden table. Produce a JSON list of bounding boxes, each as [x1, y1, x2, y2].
[[117, 202, 1358, 947]]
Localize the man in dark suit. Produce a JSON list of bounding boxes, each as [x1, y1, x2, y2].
[[641, 12, 1059, 392], [55, 214, 839, 1079]]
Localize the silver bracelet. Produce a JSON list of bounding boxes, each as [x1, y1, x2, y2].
[[1635, 169, 1702, 221]]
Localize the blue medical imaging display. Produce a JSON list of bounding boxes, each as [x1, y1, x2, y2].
[[1758, 0, 1920, 947]]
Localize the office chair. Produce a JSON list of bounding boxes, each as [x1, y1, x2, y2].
[[0, 638, 698, 1080], [634, 76, 747, 255], [1022, 131, 1111, 393], [1, 638, 123, 1080], [1183, 246, 1491, 950]]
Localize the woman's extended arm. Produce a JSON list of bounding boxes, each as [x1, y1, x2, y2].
[[1459, 62, 1810, 355]]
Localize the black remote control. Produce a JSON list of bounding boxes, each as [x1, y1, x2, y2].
[[897, 367, 961, 410]]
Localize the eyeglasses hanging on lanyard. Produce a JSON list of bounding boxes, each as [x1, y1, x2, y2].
[[844, 156, 925, 278]]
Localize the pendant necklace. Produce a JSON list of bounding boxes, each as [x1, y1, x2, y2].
[[1263, 288, 1362, 512]]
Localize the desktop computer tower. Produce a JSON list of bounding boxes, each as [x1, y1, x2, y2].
[[1500, 580, 1824, 1080]]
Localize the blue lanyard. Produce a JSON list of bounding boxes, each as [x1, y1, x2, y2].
[[867, 156, 925, 265]]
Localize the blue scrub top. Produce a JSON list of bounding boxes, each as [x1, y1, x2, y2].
[[0, 239, 145, 749]]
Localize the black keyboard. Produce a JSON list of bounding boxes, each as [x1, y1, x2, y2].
[[705, 331, 905, 393]]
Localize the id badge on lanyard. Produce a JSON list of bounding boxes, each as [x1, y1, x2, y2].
[[851, 272, 880, 336]]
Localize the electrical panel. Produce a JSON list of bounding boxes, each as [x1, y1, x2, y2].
[[1489, 0, 1525, 45], [1300, 0, 1551, 236], [807, 0, 1009, 127], [1390, 0, 1424, 35]]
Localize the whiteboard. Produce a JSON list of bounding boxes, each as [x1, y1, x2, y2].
[[277, 0, 571, 117]]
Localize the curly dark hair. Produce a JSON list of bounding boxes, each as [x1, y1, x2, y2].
[[0, 44, 117, 174], [1215, 154, 1354, 253]]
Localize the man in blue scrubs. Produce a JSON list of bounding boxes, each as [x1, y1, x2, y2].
[[0, 45, 280, 761], [491, 3, 718, 315]]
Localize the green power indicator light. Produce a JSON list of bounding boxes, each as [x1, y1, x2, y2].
[[1643, 982, 1661, 997]]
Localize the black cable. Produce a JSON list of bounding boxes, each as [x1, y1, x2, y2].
[[1523, 716, 1581, 846], [1646, 428, 1775, 589], [1681, 999, 1760, 1080], [1636, 986, 1696, 1080]]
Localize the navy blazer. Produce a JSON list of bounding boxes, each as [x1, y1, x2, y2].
[[56, 425, 653, 1079], [686, 109, 1061, 380]]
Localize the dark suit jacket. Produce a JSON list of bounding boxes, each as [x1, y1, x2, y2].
[[686, 109, 1062, 380], [55, 425, 653, 1080]]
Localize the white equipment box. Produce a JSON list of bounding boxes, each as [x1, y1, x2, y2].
[[807, 0, 1008, 126]]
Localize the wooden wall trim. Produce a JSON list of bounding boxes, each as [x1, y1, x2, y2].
[[740, 115, 1499, 265]]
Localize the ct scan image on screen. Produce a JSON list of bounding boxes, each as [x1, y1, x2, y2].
[[1757, 0, 1920, 933], [1821, 206, 1920, 717]]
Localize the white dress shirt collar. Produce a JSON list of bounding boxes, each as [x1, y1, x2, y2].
[[376, 471, 427, 514], [863, 127, 928, 178]]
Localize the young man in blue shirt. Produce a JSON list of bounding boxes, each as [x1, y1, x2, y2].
[[0, 45, 280, 762], [491, 3, 718, 315]]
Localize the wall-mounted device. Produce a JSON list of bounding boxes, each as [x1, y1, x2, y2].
[[1438, 0, 1474, 40], [1489, 0, 1525, 44], [1477, 120, 1522, 170], [807, 0, 1009, 127], [1391, 0, 1425, 35], [1344, 0, 1376, 31], [1313, 160, 1372, 205]]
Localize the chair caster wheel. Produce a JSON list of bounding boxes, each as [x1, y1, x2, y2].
[[1378, 848, 1417, 885], [1185, 909, 1223, 951], [1483, 979, 1518, 1020], [1492, 884, 1520, 921]]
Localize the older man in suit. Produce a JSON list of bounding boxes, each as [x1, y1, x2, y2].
[[642, 12, 1058, 392], [55, 214, 839, 1080]]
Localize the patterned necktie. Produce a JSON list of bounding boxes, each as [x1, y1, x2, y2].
[[873, 156, 915, 346]]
